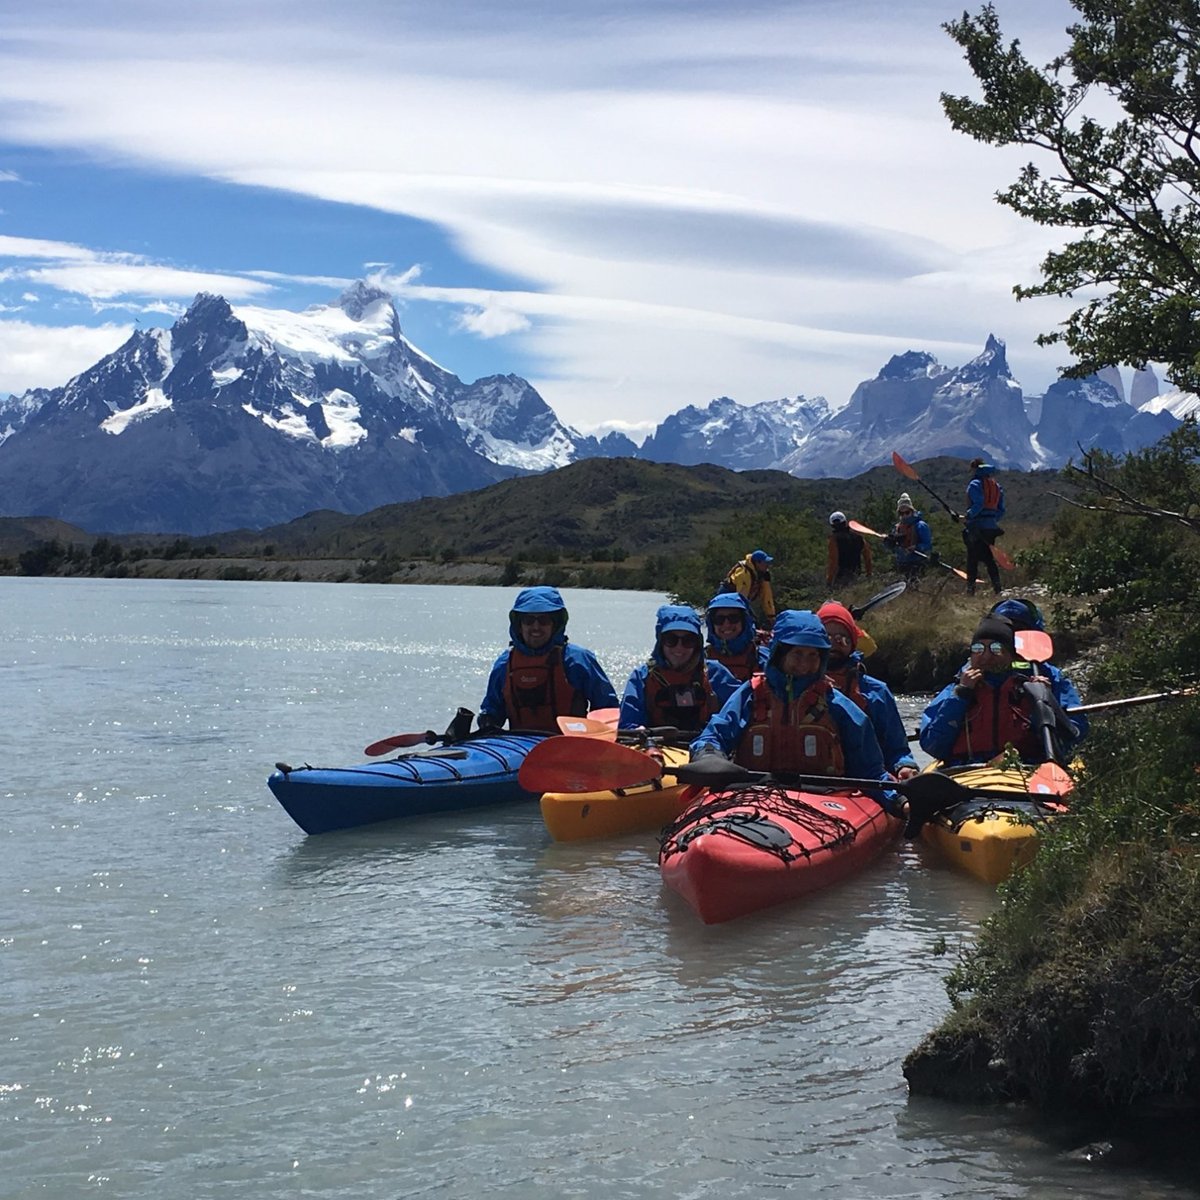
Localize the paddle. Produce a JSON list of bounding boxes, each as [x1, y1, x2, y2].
[[850, 579, 907, 619], [517, 736, 1040, 812], [364, 706, 476, 756], [1066, 687, 1198, 716], [848, 520, 970, 580], [556, 708, 621, 739]]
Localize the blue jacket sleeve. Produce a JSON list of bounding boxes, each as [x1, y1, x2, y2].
[[829, 695, 901, 813], [563, 645, 620, 712], [915, 521, 933, 555], [618, 665, 649, 729], [965, 478, 983, 521], [861, 676, 917, 774], [706, 660, 742, 709], [690, 680, 755, 757], [479, 651, 511, 725], [1044, 664, 1088, 745], [918, 678, 971, 761]]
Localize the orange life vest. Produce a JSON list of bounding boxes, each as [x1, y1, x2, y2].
[[735, 676, 846, 776], [890, 520, 917, 551], [979, 476, 1002, 515], [502, 646, 585, 732], [828, 666, 869, 717], [706, 643, 759, 683], [644, 661, 720, 731], [948, 673, 1039, 762]]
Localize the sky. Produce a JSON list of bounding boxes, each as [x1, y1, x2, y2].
[[0, 0, 1091, 437]]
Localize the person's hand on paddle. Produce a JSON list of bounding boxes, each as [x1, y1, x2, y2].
[[895, 765, 919, 781]]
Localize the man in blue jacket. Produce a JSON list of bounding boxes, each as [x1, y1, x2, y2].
[[619, 605, 740, 732], [884, 494, 933, 584], [690, 610, 902, 816], [960, 458, 1006, 596], [479, 586, 618, 732]]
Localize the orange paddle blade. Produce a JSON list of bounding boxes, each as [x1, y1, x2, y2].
[[848, 519, 884, 538], [586, 707, 621, 727], [518, 738, 664, 793], [1027, 761, 1074, 796], [1015, 630, 1053, 663], [556, 715, 618, 740], [993, 544, 1016, 571], [891, 450, 920, 480]]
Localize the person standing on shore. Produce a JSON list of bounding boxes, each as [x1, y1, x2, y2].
[[959, 459, 1005, 596], [884, 494, 933, 584], [826, 512, 873, 586], [720, 550, 777, 630]]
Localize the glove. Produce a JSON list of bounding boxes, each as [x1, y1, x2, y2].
[[951, 512, 963, 524], [476, 711, 503, 733], [882, 534, 898, 548]]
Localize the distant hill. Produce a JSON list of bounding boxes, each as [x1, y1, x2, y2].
[[0, 516, 97, 559]]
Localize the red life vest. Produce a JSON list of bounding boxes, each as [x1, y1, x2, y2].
[[890, 520, 917, 551], [979, 476, 1002, 515], [644, 660, 720, 731], [706, 643, 759, 683], [735, 676, 846, 776], [828, 665, 869, 716], [502, 646, 585, 732], [948, 673, 1039, 762]]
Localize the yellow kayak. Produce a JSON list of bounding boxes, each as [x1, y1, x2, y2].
[[540, 745, 692, 842], [919, 761, 1073, 885]]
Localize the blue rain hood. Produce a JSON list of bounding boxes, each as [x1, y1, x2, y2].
[[508, 586, 569, 653], [651, 604, 702, 666], [705, 591, 756, 655], [989, 597, 1044, 632], [764, 610, 830, 698]]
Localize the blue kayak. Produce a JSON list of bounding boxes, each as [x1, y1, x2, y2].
[[267, 732, 550, 835]]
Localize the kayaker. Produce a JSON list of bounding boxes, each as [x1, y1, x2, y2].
[[704, 591, 768, 682], [826, 512, 873, 586], [690, 609, 903, 816], [478, 586, 618, 733], [719, 550, 777, 630], [958, 458, 1005, 596], [987, 595, 1085, 702], [619, 605, 740, 732], [919, 615, 1087, 765], [883, 494, 933, 584], [817, 600, 918, 781]]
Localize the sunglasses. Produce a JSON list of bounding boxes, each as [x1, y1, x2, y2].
[[970, 640, 1007, 655], [662, 633, 698, 647], [520, 614, 554, 625], [712, 614, 743, 626]]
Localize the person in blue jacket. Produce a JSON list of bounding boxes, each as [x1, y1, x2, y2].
[[619, 605, 740, 732], [478, 586, 618, 733], [884, 494, 933, 584], [690, 610, 902, 816], [817, 600, 918, 780], [704, 591, 768, 683], [959, 458, 1006, 596], [919, 614, 1087, 765]]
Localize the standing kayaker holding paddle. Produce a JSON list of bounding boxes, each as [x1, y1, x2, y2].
[[826, 512, 873, 586], [704, 591, 768, 682], [919, 615, 1087, 765], [883, 494, 933, 585], [690, 610, 903, 817], [478, 586, 618, 733], [619, 605, 740, 732], [960, 459, 1006, 596]]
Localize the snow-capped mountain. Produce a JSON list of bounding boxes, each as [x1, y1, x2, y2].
[[638, 394, 830, 469], [0, 282, 631, 533]]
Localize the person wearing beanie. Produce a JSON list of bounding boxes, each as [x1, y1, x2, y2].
[[690, 610, 902, 816], [704, 591, 769, 681], [918, 614, 1087, 764], [958, 458, 1006, 596], [817, 601, 918, 780], [478, 585, 619, 732], [719, 549, 777, 630], [619, 605, 740, 731], [826, 511, 873, 586], [883, 495, 933, 584]]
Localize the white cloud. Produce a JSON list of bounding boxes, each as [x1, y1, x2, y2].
[[0, 0, 1087, 424], [0, 319, 131, 394]]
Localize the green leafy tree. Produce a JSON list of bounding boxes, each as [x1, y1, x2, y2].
[[943, 1, 1200, 389]]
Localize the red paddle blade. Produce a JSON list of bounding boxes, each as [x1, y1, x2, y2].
[[993, 545, 1016, 571], [556, 715, 618, 740], [1027, 761, 1073, 796], [848, 519, 882, 538], [891, 450, 920, 480], [518, 738, 663, 793], [1015, 630, 1054, 663], [363, 731, 433, 756], [587, 707, 621, 727]]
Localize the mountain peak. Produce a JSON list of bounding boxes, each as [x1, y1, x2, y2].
[[337, 279, 395, 321]]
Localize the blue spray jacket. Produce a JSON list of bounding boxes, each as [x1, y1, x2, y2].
[[919, 659, 1087, 763], [479, 586, 618, 727], [889, 510, 933, 568], [690, 610, 899, 812], [704, 591, 769, 673], [838, 653, 918, 776], [965, 464, 1005, 532], [620, 605, 740, 729]]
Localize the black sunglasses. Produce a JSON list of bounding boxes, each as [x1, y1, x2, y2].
[[662, 633, 698, 647], [970, 640, 1007, 655]]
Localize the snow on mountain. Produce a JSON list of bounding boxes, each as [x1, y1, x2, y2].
[[1141, 389, 1200, 420], [638, 394, 830, 468]]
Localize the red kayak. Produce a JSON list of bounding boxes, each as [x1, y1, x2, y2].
[[658, 783, 902, 924]]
